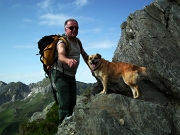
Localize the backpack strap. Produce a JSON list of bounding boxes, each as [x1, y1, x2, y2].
[[49, 67, 59, 105], [58, 36, 71, 55], [56, 35, 70, 74], [75, 37, 83, 51]]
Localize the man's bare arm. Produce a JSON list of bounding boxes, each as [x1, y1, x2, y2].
[[57, 42, 77, 68]]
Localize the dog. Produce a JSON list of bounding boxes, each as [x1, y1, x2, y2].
[[88, 53, 147, 98]]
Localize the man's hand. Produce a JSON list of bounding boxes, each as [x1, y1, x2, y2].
[[67, 59, 77, 68]]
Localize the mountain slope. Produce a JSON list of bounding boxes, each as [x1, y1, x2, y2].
[[0, 78, 92, 135]]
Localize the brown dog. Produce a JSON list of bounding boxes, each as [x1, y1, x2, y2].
[[88, 53, 147, 98]]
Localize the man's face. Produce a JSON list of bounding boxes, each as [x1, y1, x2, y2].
[[65, 21, 78, 38]]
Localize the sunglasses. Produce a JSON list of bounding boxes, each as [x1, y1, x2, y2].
[[66, 26, 79, 30]]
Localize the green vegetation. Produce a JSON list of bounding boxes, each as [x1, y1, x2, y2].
[[0, 79, 92, 135], [0, 92, 54, 135], [81, 86, 92, 97], [19, 103, 58, 135]]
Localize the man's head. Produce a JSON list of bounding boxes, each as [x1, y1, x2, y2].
[[64, 19, 79, 38]]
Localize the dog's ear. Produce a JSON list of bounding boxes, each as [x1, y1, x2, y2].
[[96, 53, 101, 58]]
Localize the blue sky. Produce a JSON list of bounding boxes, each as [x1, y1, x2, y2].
[[0, 0, 153, 85]]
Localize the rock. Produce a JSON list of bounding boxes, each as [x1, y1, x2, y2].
[[113, 0, 180, 100], [77, 110, 133, 135], [85, 94, 173, 135], [173, 106, 180, 134], [0, 81, 7, 88], [29, 102, 54, 122], [56, 0, 180, 134], [57, 94, 178, 135]]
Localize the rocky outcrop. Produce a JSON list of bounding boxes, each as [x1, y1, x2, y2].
[[29, 78, 51, 94], [0, 81, 7, 88], [113, 0, 180, 101], [76, 94, 174, 135], [56, 0, 180, 134], [29, 102, 55, 122], [55, 94, 179, 135]]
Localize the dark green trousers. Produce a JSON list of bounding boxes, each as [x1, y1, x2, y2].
[[51, 69, 76, 124]]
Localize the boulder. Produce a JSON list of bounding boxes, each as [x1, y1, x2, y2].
[[57, 94, 179, 135], [113, 0, 180, 101]]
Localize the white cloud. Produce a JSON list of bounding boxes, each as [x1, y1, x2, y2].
[[37, 0, 52, 9], [74, 0, 88, 7], [11, 4, 21, 10], [36, 0, 54, 13], [57, 0, 88, 10], [57, 2, 71, 10], [38, 13, 70, 26], [38, 13, 95, 27]]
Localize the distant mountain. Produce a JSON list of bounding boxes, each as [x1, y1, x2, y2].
[[0, 81, 31, 106], [0, 78, 93, 134], [0, 81, 7, 87], [0, 78, 93, 106]]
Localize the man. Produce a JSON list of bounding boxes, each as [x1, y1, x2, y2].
[[51, 19, 89, 125]]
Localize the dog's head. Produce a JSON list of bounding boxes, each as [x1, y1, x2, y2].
[[88, 53, 102, 70]]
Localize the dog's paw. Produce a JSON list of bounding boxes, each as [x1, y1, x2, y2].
[[133, 95, 139, 99]]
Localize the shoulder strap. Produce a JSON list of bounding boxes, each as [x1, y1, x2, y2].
[[75, 37, 83, 51], [58, 34, 82, 54], [58, 36, 70, 55]]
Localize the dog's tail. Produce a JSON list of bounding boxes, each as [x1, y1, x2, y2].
[[138, 67, 147, 76]]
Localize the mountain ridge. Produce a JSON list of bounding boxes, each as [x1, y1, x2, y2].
[[0, 79, 92, 106], [0, 79, 92, 135]]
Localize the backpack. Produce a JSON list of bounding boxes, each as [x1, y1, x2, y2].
[[37, 34, 70, 76], [37, 34, 82, 104]]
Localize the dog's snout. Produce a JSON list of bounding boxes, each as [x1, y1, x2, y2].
[[91, 59, 96, 64], [90, 59, 96, 65]]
